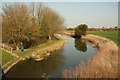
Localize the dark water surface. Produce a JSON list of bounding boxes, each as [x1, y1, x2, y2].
[[5, 35, 97, 78]]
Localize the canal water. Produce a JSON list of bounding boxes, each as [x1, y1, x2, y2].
[[5, 35, 97, 78]]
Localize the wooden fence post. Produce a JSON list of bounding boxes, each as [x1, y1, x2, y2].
[[1, 43, 13, 53]]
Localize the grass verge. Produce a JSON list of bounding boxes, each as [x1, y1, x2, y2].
[[2, 35, 64, 72], [2, 50, 14, 65], [22, 35, 63, 58], [13, 35, 60, 56], [3, 58, 20, 71]]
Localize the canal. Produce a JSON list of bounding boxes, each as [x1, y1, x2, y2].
[[5, 35, 98, 78]]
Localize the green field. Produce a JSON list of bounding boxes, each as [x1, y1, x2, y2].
[[67, 30, 75, 33], [87, 31, 119, 47], [66, 31, 119, 47]]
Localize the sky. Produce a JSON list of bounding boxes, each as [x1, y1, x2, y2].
[[1, 0, 119, 28], [44, 2, 118, 28]]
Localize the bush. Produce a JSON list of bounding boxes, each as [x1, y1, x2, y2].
[[75, 24, 88, 38]]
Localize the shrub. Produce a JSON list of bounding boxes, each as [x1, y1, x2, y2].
[[75, 24, 88, 38]]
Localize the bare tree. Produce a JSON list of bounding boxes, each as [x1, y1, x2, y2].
[[2, 3, 30, 50], [2, 2, 65, 50]]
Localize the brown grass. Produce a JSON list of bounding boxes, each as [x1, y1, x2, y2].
[[62, 35, 118, 78]]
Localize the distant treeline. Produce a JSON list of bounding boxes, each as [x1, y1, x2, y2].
[[67, 27, 120, 31], [2, 2, 65, 50]]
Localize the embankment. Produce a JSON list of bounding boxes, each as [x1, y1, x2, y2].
[[3, 35, 67, 74], [82, 35, 118, 78], [63, 34, 118, 78], [29, 35, 67, 61]]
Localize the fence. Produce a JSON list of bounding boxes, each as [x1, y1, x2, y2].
[[0, 43, 13, 53]]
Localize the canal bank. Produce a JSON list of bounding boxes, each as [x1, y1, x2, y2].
[[83, 35, 118, 78], [63, 34, 118, 78], [3, 34, 67, 74], [4, 35, 97, 78]]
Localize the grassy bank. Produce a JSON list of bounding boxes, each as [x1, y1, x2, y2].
[[2, 35, 65, 72], [3, 58, 20, 71], [2, 50, 14, 65], [13, 36, 60, 56], [87, 31, 119, 47], [21, 35, 64, 58], [63, 34, 118, 78], [66, 31, 119, 47]]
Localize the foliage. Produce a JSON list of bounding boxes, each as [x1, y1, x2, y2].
[[2, 2, 65, 50], [14, 36, 60, 56], [75, 24, 88, 38], [88, 27, 120, 31]]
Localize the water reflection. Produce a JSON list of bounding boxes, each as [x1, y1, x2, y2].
[[5, 35, 97, 78], [75, 38, 87, 52], [5, 50, 65, 78]]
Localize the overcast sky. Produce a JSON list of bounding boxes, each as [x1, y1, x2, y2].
[[1, 0, 119, 28]]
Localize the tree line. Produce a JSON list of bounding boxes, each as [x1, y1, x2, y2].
[[88, 27, 120, 31], [2, 2, 65, 50], [67, 27, 120, 31]]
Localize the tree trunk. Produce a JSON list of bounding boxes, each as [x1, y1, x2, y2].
[[49, 36, 51, 40], [12, 31, 19, 51], [12, 39, 19, 51]]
